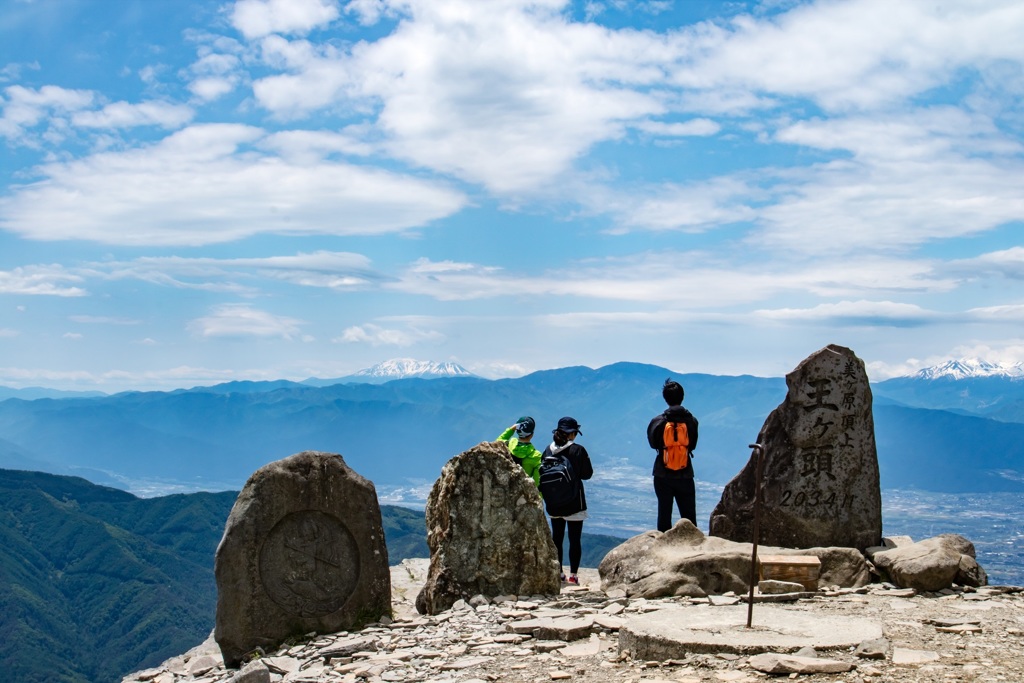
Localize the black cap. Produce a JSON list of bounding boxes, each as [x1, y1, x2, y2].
[[515, 416, 535, 436], [554, 416, 582, 434]]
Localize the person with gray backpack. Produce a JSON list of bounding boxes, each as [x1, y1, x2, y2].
[[539, 416, 593, 585]]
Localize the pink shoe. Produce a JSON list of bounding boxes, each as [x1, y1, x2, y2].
[[567, 574, 580, 585]]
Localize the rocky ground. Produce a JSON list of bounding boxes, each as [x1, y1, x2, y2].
[[125, 559, 1024, 683]]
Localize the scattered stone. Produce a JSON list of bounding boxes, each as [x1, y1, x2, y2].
[[891, 648, 941, 665], [415, 442, 560, 614], [227, 659, 270, 683], [709, 344, 883, 550], [936, 623, 983, 633], [747, 653, 853, 674], [758, 579, 806, 595], [214, 451, 392, 668], [854, 637, 889, 659]]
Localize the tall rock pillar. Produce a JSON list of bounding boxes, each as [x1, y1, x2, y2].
[[709, 344, 882, 550]]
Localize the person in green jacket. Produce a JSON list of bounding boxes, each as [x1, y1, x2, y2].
[[497, 416, 543, 487]]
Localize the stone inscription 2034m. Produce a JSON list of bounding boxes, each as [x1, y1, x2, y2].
[[259, 510, 360, 618], [781, 359, 864, 514]]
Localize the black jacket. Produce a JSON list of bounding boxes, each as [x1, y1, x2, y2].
[[647, 405, 699, 479], [541, 441, 593, 517]]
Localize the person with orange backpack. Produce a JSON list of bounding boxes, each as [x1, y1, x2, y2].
[[646, 378, 700, 532]]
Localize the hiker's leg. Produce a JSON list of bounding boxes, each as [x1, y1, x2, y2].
[[653, 476, 674, 531], [675, 477, 696, 526], [567, 520, 583, 574], [550, 517, 566, 567]]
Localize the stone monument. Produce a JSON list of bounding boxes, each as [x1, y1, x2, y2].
[[415, 441, 561, 614], [709, 344, 882, 549], [215, 451, 391, 668]]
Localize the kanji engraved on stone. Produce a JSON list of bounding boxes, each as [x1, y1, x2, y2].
[[259, 510, 360, 617]]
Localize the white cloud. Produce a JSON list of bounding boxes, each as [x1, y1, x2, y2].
[[0, 265, 87, 296], [946, 247, 1024, 280], [0, 124, 467, 245], [188, 77, 238, 101], [0, 328, 19, 338], [249, 0, 666, 192], [0, 84, 94, 139], [390, 253, 954, 304], [333, 322, 445, 346], [671, 0, 1024, 113], [752, 300, 938, 326], [593, 176, 758, 233], [88, 251, 383, 291], [71, 100, 195, 129], [68, 315, 141, 325], [187, 303, 305, 339], [232, 0, 340, 39], [62, 332, 83, 339], [632, 118, 721, 137], [966, 303, 1024, 321]]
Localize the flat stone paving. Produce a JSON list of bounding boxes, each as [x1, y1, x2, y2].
[[619, 603, 883, 659]]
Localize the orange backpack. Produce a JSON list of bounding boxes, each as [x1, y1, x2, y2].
[[662, 421, 690, 470]]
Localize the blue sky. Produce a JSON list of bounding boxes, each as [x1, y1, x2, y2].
[[2, 0, 1023, 392]]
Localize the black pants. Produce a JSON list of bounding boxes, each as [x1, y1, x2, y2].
[[550, 518, 583, 573], [654, 475, 696, 532]]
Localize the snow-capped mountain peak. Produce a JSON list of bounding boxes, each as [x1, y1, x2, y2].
[[911, 358, 1024, 380], [352, 358, 474, 380]]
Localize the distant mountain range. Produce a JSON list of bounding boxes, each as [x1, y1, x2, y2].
[[1, 360, 1023, 498]]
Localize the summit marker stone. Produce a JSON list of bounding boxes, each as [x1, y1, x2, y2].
[[709, 344, 882, 550], [215, 451, 391, 668]]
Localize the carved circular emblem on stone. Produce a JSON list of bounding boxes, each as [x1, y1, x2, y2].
[[259, 510, 360, 617]]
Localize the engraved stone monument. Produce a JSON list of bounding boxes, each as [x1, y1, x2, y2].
[[215, 451, 391, 667], [709, 344, 882, 550], [415, 441, 561, 615]]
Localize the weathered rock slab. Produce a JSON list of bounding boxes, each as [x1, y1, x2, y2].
[[215, 451, 391, 668], [618, 604, 882, 659], [710, 344, 882, 550], [598, 520, 869, 598], [748, 652, 854, 674], [415, 441, 560, 614]]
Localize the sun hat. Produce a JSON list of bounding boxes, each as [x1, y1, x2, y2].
[[554, 416, 582, 435]]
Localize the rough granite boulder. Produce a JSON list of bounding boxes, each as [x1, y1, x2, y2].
[[868, 534, 988, 591], [215, 451, 391, 668], [415, 441, 560, 614], [598, 519, 870, 598], [710, 344, 882, 550]]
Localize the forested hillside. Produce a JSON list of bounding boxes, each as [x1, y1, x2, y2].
[[0, 468, 624, 683]]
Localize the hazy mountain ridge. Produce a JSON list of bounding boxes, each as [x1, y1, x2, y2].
[[2, 361, 1024, 498]]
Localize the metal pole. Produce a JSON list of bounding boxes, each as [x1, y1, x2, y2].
[[746, 442, 766, 628]]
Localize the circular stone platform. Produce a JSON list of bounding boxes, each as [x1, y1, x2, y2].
[[619, 604, 883, 659]]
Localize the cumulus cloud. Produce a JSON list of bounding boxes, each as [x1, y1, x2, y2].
[[0, 124, 467, 245], [0, 84, 94, 139], [232, 0, 340, 39], [187, 303, 305, 339]]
